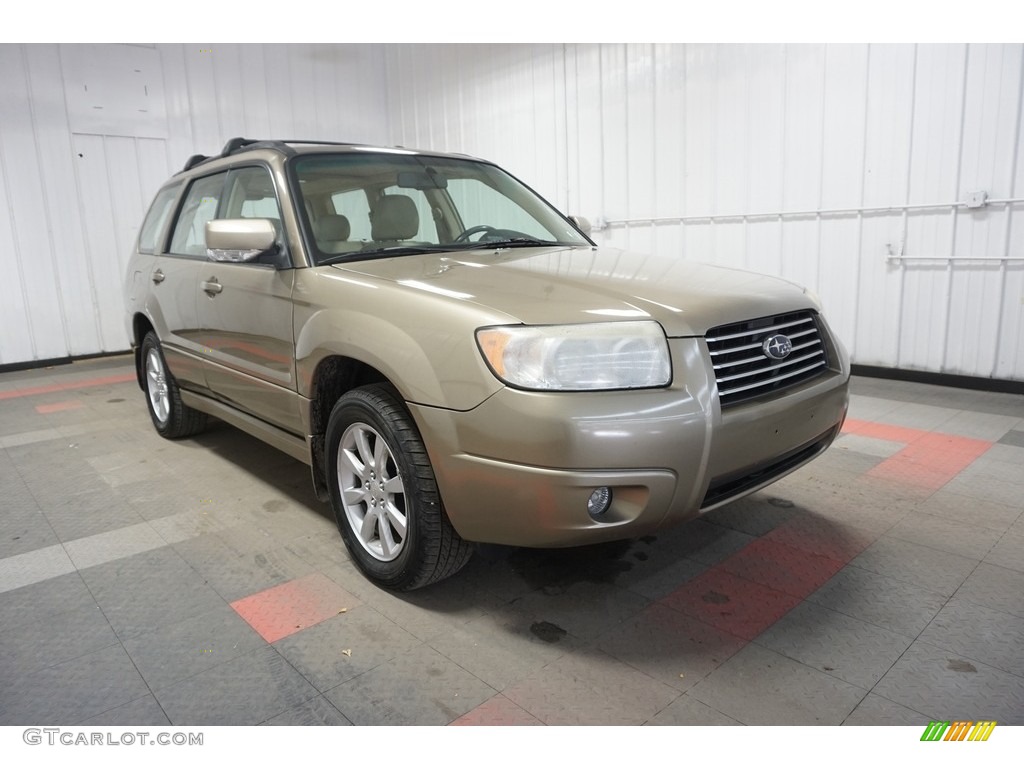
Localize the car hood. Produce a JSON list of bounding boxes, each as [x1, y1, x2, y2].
[[332, 245, 817, 337]]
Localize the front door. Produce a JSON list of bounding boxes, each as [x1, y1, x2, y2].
[[193, 166, 301, 435]]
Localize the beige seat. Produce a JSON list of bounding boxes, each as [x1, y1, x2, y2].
[[371, 196, 419, 242], [314, 214, 362, 254]]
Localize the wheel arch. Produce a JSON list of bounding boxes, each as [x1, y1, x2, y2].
[[132, 313, 156, 391], [306, 354, 392, 502]]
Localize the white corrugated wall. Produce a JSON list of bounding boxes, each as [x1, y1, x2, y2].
[[384, 43, 1024, 382], [2, 43, 1022, 383], [0, 43, 389, 366]]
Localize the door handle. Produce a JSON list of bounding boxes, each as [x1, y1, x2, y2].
[[152, 269, 165, 284], [201, 278, 223, 296]]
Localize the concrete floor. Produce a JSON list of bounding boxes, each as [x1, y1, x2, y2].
[[1, 355, 1022, 726]]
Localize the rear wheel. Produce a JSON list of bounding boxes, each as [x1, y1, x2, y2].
[[140, 332, 207, 438], [326, 384, 473, 590]]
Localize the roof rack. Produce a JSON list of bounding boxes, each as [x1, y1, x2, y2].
[[176, 138, 359, 174]]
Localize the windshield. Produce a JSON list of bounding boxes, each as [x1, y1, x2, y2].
[[292, 152, 590, 264]]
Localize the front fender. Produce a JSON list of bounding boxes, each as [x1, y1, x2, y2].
[[293, 271, 512, 410]]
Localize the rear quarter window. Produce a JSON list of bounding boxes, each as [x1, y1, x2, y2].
[[138, 185, 180, 254]]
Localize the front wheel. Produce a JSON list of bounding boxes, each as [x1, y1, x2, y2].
[[326, 384, 472, 590]]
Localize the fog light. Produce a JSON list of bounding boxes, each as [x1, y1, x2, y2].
[[587, 487, 613, 518]]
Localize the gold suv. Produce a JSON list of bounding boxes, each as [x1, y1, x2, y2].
[[125, 138, 850, 589]]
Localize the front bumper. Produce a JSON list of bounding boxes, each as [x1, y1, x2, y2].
[[410, 337, 849, 547]]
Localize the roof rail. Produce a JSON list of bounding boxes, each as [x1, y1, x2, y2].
[[176, 138, 364, 175], [181, 154, 209, 172]]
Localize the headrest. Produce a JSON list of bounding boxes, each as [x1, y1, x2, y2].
[[314, 214, 351, 241], [371, 195, 419, 240]]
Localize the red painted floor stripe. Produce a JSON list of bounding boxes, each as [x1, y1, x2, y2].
[[0, 373, 136, 401], [34, 400, 85, 414], [717, 538, 846, 599], [230, 573, 358, 644], [843, 418, 992, 491], [660, 568, 802, 640], [450, 695, 544, 726]]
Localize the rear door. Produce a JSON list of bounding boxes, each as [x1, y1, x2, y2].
[[151, 172, 230, 391]]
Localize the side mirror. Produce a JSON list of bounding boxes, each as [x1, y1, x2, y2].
[[569, 215, 592, 235], [205, 219, 277, 263]]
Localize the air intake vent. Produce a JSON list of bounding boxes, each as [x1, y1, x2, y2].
[[706, 311, 828, 406]]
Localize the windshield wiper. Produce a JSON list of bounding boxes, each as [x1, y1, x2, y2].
[[480, 237, 563, 248], [317, 239, 568, 266], [318, 245, 454, 265]]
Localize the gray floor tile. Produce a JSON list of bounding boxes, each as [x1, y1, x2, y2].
[[942, 474, 1024, 508], [499, 648, 679, 726], [850, 537, 978, 597], [613, 544, 708, 601], [915, 490, 1021, 532], [652, 518, 756, 566], [881, 402, 964, 432], [0, 644, 149, 725], [262, 695, 352, 726], [503, 580, 650, 642], [0, 599, 118, 676], [885, 512, 1003, 561], [324, 644, 496, 725], [842, 693, 933, 725], [154, 646, 318, 725], [808, 565, 948, 637], [86, 450, 176, 488], [172, 532, 317, 603], [831, 433, 904, 458], [284, 532, 356, 572], [41, 491, 146, 542], [79, 547, 227, 639], [999, 429, 1024, 448], [122, 605, 267, 689], [349, 575, 505, 642], [935, 410, 1019, 442], [755, 601, 913, 689], [273, 606, 421, 692], [873, 641, 1024, 723], [984, 531, 1024, 574], [0, 543, 77, 593], [0, 507, 58, 558], [78, 695, 172, 726], [687, 643, 867, 725], [918, 598, 1024, 678], [429, 612, 578, 692], [63, 520, 167, 570], [645, 693, 742, 725], [705, 493, 799, 536], [597, 603, 746, 692], [0, 571, 93, 627], [954, 563, 1024, 619]]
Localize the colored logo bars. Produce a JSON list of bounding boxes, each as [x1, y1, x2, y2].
[[920, 721, 997, 742]]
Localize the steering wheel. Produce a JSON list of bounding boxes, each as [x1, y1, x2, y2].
[[453, 224, 497, 243]]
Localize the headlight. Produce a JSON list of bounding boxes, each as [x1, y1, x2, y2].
[[476, 321, 672, 391]]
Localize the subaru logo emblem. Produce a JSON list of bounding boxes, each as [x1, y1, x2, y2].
[[762, 334, 793, 361]]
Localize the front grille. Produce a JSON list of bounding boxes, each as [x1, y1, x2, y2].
[[706, 310, 828, 406]]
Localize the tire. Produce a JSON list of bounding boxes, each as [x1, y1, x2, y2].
[[325, 383, 473, 590], [140, 331, 208, 439]]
